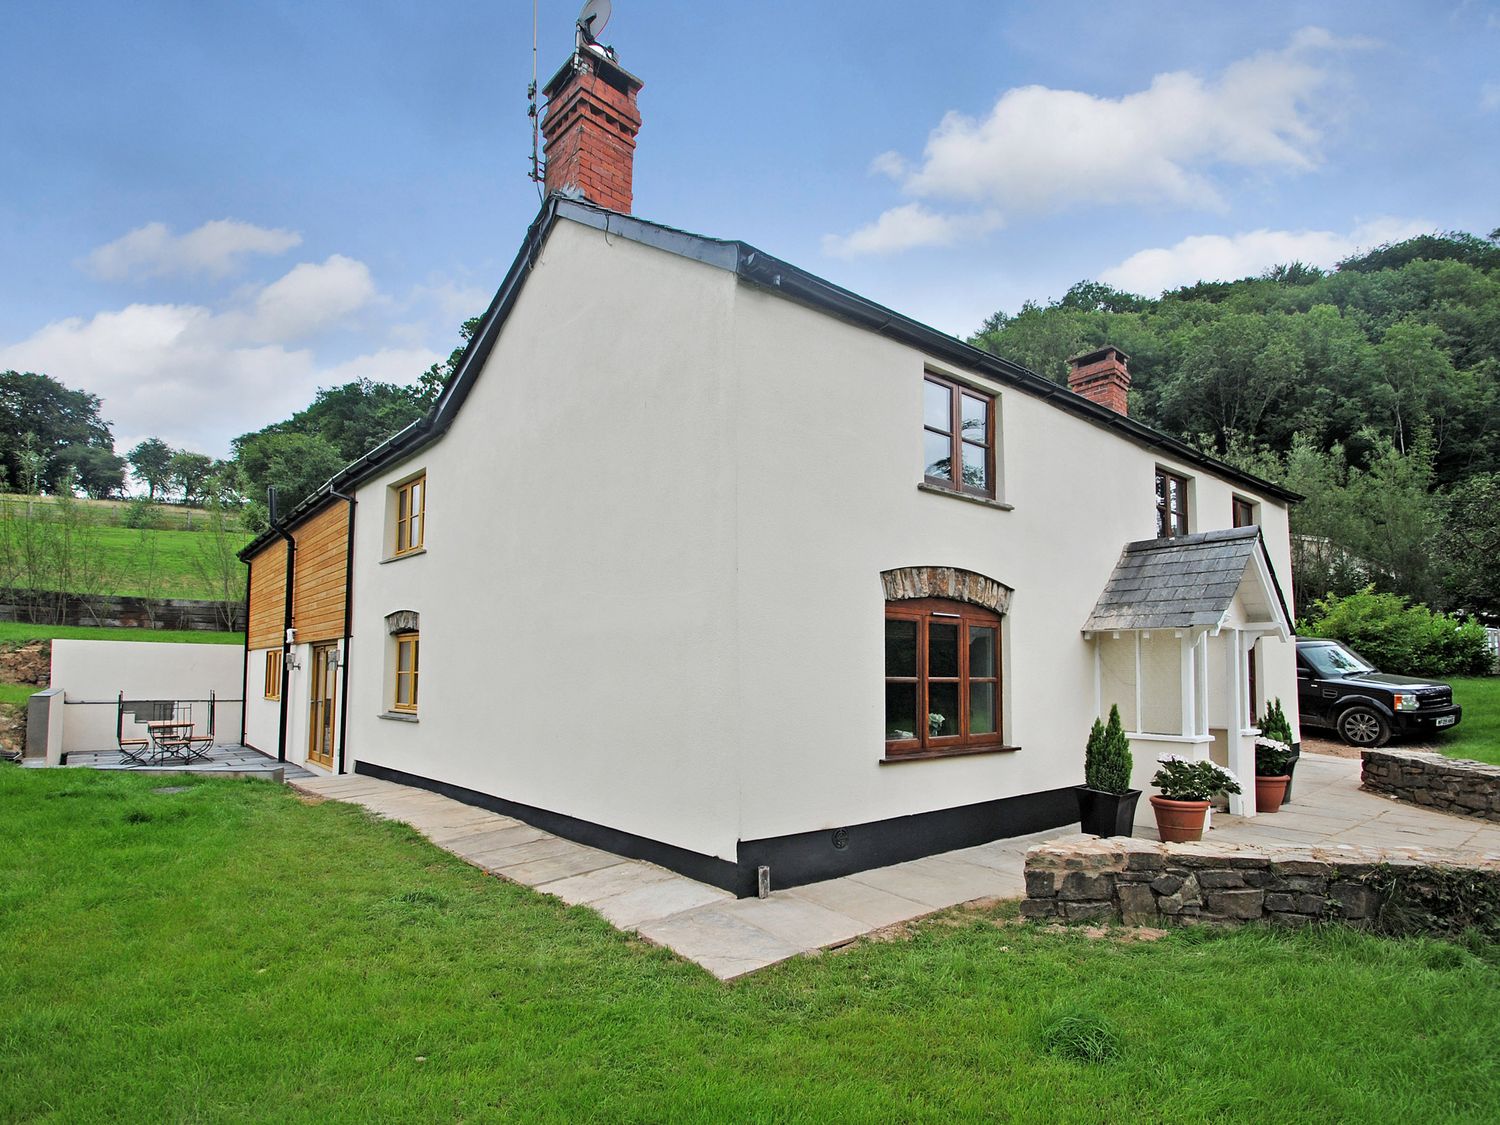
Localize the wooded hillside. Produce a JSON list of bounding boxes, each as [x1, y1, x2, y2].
[[972, 230, 1500, 619]]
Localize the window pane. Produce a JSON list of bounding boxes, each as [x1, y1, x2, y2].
[[961, 441, 989, 490], [924, 380, 951, 432], [929, 621, 959, 677], [928, 681, 959, 737], [885, 618, 917, 676], [969, 627, 995, 678], [924, 431, 953, 481], [960, 394, 987, 441], [398, 639, 413, 673], [410, 512, 423, 548], [970, 682, 996, 735], [885, 682, 917, 740], [396, 675, 412, 707]]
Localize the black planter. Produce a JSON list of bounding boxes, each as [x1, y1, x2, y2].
[[1282, 748, 1301, 803], [1075, 786, 1143, 838]]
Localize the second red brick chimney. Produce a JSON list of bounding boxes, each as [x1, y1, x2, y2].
[[1067, 346, 1131, 416], [541, 45, 644, 214]]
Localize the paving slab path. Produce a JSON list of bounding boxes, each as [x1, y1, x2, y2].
[[291, 752, 1499, 980]]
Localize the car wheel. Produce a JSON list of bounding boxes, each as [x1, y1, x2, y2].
[[1337, 705, 1391, 748]]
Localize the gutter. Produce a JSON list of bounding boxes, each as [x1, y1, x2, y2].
[[267, 488, 296, 764], [238, 558, 251, 747], [330, 486, 356, 775]]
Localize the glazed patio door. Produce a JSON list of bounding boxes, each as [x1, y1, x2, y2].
[[307, 643, 337, 769]]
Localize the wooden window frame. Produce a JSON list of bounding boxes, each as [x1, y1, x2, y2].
[[923, 374, 996, 500], [393, 632, 419, 714], [394, 475, 426, 556], [1155, 468, 1190, 539], [884, 598, 1004, 760], [264, 650, 283, 701], [1232, 495, 1258, 529]]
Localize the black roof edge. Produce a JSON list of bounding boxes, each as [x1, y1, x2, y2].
[[239, 193, 1300, 560]]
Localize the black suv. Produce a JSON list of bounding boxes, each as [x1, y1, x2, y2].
[[1296, 639, 1463, 748]]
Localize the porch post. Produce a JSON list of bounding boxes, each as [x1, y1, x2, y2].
[[1179, 632, 1195, 741], [1225, 627, 1253, 816]]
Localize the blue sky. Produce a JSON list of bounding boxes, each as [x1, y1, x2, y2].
[[2, 0, 1496, 459]]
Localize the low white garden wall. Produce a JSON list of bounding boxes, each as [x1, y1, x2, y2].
[[41, 639, 244, 764]]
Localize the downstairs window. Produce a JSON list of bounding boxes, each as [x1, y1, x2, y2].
[[884, 598, 1002, 758]]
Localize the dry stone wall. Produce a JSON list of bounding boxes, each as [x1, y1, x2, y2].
[[1362, 749, 1500, 823], [1022, 837, 1500, 935]]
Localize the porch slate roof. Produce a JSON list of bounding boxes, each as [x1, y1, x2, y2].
[[1083, 527, 1271, 633]]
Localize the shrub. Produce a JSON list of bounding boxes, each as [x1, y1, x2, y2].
[[1151, 757, 1241, 802], [1255, 698, 1296, 775], [1084, 704, 1134, 794], [122, 497, 163, 530], [1299, 586, 1493, 677]]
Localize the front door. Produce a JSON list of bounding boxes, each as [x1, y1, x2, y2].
[[308, 643, 338, 769]]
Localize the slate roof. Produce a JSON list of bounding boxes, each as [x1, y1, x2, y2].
[[1083, 527, 1285, 633]]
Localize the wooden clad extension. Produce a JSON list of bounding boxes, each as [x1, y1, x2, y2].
[[292, 502, 350, 644], [246, 539, 288, 651], [244, 500, 351, 651]]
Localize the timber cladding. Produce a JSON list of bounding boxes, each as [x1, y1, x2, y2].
[[247, 539, 287, 651], [245, 502, 351, 650]]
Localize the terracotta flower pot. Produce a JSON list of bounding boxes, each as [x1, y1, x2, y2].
[[1149, 795, 1210, 842], [1255, 774, 1290, 814]]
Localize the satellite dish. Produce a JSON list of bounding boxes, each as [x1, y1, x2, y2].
[[576, 0, 611, 44]]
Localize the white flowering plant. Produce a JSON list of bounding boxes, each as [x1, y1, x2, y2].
[[1151, 755, 1242, 801]]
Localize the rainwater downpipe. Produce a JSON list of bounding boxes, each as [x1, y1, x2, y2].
[[237, 559, 251, 747], [329, 485, 356, 776], [268, 488, 296, 764]]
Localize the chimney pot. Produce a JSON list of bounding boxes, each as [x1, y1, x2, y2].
[[1066, 345, 1131, 416]]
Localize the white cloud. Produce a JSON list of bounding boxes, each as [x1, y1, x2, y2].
[[822, 204, 1002, 258], [0, 256, 440, 458], [1098, 217, 1433, 295], [83, 219, 302, 281], [827, 28, 1371, 255], [242, 255, 376, 343]]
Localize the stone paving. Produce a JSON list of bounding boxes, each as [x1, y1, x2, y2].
[[291, 751, 1500, 980], [57, 744, 315, 780]]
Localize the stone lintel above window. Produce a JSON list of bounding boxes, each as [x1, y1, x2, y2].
[[385, 609, 420, 636], [881, 566, 1012, 615]]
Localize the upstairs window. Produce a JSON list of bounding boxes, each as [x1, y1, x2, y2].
[[1232, 496, 1258, 528], [885, 598, 1002, 758], [923, 374, 995, 498], [1155, 469, 1189, 538], [394, 475, 426, 555]]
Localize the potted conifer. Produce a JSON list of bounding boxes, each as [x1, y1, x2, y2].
[[1075, 704, 1140, 837], [1256, 697, 1299, 802]]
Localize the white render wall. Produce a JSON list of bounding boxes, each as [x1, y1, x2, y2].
[[243, 642, 335, 769], [723, 279, 1298, 841], [334, 214, 1300, 859], [345, 221, 745, 860], [49, 639, 244, 757]]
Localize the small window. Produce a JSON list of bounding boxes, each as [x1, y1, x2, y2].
[[264, 650, 283, 701], [393, 633, 420, 713], [1155, 469, 1189, 538], [394, 475, 426, 555], [885, 598, 1003, 758], [923, 374, 995, 498], [1232, 496, 1258, 528]]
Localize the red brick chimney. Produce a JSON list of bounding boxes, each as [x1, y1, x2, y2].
[[541, 45, 643, 214], [1067, 346, 1131, 416]]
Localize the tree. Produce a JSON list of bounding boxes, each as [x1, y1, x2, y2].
[[128, 438, 175, 499], [51, 444, 126, 499], [234, 431, 346, 531], [169, 451, 214, 506], [0, 371, 116, 494], [1433, 472, 1500, 620], [416, 315, 484, 408]]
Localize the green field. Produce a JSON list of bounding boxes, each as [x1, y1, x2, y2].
[[64, 523, 251, 600], [2, 765, 1496, 1122], [1438, 677, 1500, 765]]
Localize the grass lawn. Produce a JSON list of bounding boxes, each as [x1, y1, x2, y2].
[[1437, 677, 1500, 765], [0, 682, 34, 707], [0, 621, 243, 646], [3, 767, 1497, 1122]]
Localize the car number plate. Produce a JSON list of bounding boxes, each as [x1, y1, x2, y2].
[[1436, 715, 1456, 727]]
